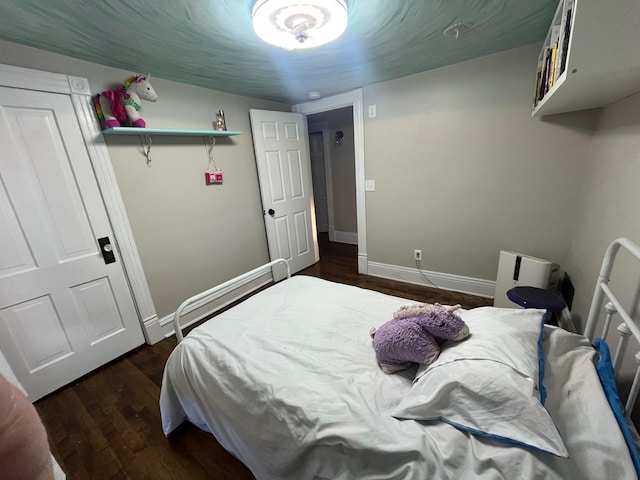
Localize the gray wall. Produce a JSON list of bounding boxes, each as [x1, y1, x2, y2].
[[0, 39, 288, 319], [3, 38, 639, 352], [330, 123, 357, 234], [362, 44, 596, 280], [563, 91, 640, 382]]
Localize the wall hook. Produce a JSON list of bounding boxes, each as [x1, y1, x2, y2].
[[139, 134, 152, 166]]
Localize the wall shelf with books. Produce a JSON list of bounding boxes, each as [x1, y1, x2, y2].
[[532, 0, 640, 117]]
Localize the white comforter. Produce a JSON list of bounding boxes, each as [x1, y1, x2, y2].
[[160, 275, 636, 479]]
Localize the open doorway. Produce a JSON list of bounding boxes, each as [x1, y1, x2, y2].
[[292, 89, 368, 274], [307, 106, 357, 261]]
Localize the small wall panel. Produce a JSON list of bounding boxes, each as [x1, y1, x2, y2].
[[13, 107, 95, 260], [0, 181, 35, 277], [283, 122, 299, 140], [1, 295, 73, 373], [71, 277, 125, 345], [293, 211, 310, 255], [287, 150, 304, 200], [274, 216, 292, 260], [260, 121, 279, 141], [265, 151, 285, 203]]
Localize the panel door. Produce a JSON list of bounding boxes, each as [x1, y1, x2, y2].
[[0, 86, 144, 400], [249, 109, 318, 278]]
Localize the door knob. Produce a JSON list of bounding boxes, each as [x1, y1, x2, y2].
[[98, 236, 116, 264], [268, 208, 275, 216]]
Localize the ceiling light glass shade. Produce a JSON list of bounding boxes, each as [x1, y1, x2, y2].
[[252, 0, 348, 50]]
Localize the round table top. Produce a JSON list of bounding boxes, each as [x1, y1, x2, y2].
[[506, 286, 566, 312]]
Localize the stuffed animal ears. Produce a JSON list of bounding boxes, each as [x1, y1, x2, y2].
[[134, 73, 151, 83]]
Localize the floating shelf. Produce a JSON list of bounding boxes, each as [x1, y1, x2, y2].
[[102, 127, 241, 136]]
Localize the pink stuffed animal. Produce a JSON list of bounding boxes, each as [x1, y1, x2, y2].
[[94, 74, 158, 128]]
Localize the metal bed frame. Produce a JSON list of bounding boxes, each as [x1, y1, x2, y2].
[[172, 258, 291, 343], [172, 238, 640, 416], [584, 237, 640, 416]]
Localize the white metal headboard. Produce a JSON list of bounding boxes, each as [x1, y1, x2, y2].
[[584, 237, 640, 415], [172, 258, 291, 343]]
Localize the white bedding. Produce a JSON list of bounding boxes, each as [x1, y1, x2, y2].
[[160, 275, 636, 479]]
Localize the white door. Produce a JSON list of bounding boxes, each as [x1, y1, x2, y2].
[[250, 110, 319, 277], [0, 86, 144, 401]]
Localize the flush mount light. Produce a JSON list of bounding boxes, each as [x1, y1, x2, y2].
[[252, 0, 348, 50]]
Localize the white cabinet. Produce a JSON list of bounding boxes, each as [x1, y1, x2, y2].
[[532, 0, 640, 117]]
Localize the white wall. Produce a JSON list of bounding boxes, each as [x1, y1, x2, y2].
[[0, 39, 288, 319]]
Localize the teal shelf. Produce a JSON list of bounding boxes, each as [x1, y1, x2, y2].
[[102, 127, 241, 136]]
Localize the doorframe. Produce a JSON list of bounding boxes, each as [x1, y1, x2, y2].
[[306, 122, 334, 238], [293, 89, 367, 274], [0, 63, 162, 344]]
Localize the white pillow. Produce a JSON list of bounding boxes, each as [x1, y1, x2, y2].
[[415, 307, 545, 390], [392, 307, 568, 457]]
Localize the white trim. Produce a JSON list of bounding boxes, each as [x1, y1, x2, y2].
[[293, 89, 367, 274], [159, 272, 272, 337], [322, 127, 336, 238], [333, 230, 358, 245], [367, 261, 496, 298], [0, 64, 162, 345], [0, 63, 71, 94], [70, 86, 162, 344]]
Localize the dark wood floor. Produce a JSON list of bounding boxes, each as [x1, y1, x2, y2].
[[36, 235, 491, 479]]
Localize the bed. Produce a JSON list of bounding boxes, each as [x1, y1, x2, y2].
[[160, 238, 640, 479]]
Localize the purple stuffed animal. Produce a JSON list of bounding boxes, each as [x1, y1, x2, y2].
[[370, 305, 469, 374]]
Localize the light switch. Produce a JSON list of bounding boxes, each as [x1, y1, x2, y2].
[[365, 180, 376, 191], [368, 105, 377, 118]]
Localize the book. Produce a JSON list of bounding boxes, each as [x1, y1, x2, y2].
[[559, 2, 574, 75], [549, 42, 558, 88], [548, 25, 561, 87], [554, 2, 568, 80], [534, 54, 544, 105], [538, 46, 551, 101]]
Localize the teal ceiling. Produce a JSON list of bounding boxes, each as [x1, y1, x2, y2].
[[0, 1, 557, 104]]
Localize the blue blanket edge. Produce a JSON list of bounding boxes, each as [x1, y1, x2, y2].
[[593, 337, 640, 477]]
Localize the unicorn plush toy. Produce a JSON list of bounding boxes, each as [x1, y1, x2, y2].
[[94, 74, 157, 128]]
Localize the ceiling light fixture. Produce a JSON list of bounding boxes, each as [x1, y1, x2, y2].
[[252, 0, 348, 50]]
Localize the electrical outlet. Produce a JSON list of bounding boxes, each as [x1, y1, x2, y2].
[[414, 249, 422, 261]]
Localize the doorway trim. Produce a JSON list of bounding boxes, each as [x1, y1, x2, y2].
[[293, 89, 367, 274], [0, 63, 162, 344]]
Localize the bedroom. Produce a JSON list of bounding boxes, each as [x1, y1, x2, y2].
[[0, 0, 640, 478]]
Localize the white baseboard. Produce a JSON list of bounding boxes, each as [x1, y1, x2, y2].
[[367, 261, 495, 298], [141, 315, 164, 344], [332, 230, 358, 245]]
